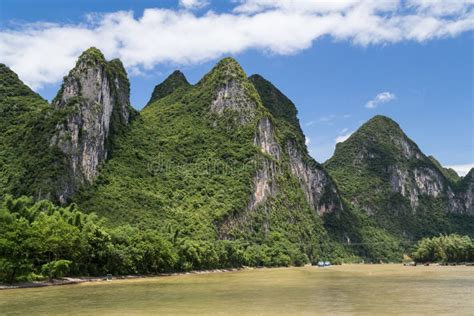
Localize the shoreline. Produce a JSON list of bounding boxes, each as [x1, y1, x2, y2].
[[0, 267, 247, 290], [2, 263, 472, 290]]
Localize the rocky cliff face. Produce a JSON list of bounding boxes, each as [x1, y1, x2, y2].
[[380, 132, 446, 210], [451, 170, 474, 215], [387, 136, 472, 215], [325, 115, 473, 218], [3, 52, 471, 263], [248, 117, 280, 209], [51, 48, 133, 203], [286, 141, 341, 215], [211, 79, 257, 124], [249, 74, 343, 215], [202, 58, 280, 210], [205, 60, 344, 248], [207, 58, 259, 126]]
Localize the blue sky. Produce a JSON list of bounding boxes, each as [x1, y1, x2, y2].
[[1, 0, 473, 174]]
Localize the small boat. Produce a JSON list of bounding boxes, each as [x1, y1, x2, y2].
[[317, 261, 325, 267], [324, 261, 331, 267]]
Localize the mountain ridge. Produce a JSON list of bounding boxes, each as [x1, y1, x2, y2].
[[325, 114, 473, 239], [1, 48, 472, 267], [50, 47, 136, 203], [146, 70, 190, 106]]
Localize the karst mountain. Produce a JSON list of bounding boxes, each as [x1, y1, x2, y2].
[[0, 47, 472, 264]]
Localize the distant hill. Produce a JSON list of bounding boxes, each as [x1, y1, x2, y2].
[[324, 115, 473, 240], [1, 48, 472, 266]]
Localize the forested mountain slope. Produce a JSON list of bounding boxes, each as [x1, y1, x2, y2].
[[324, 116, 474, 240], [75, 56, 348, 265], [1, 48, 472, 269], [0, 63, 63, 200]]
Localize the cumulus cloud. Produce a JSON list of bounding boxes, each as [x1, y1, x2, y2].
[[233, 0, 361, 14], [335, 131, 353, 143], [305, 136, 311, 145], [1, 0, 473, 89], [319, 115, 336, 122], [179, 0, 209, 10], [365, 91, 396, 109], [446, 163, 474, 176], [408, 0, 474, 16]]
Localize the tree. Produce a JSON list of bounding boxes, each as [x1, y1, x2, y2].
[[41, 260, 72, 281]]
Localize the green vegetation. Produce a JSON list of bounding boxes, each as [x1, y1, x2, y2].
[[428, 155, 460, 183], [0, 195, 331, 283], [324, 115, 473, 241], [411, 234, 473, 263], [0, 195, 179, 283], [1, 50, 472, 282], [249, 74, 306, 154], [0, 64, 68, 200], [77, 58, 261, 229], [323, 205, 404, 263], [75, 58, 343, 267], [250, 77, 408, 262], [146, 70, 190, 106]]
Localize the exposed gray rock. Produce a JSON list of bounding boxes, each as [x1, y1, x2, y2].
[[389, 167, 419, 208], [211, 79, 257, 125], [413, 167, 443, 197], [391, 135, 421, 160], [254, 117, 281, 159], [286, 141, 340, 215], [51, 49, 132, 203], [248, 117, 280, 209], [388, 163, 473, 215], [451, 170, 474, 215], [248, 119, 342, 215], [248, 159, 279, 210], [389, 165, 445, 209]]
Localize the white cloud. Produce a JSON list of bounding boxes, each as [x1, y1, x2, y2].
[[305, 136, 311, 145], [446, 163, 474, 176], [340, 128, 349, 133], [305, 120, 315, 126], [365, 91, 396, 109], [179, 0, 209, 10], [319, 115, 336, 122], [1, 0, 473, 89], [335, 131, 353, 144], [408, 0, 474, 16], [233, 0, 361, 14], [318, 114, 352, 124]]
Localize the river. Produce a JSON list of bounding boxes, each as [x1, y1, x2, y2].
[[1, 265, 473, 315]]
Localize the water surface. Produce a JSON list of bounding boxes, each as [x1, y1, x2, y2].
[[1, 265, 473, 315]]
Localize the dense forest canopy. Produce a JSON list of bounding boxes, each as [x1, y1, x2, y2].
[[0, 50, 473, 283]]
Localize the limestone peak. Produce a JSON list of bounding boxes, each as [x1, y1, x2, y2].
[[146, 70, 190, 106], [199, 56, 248, 87]]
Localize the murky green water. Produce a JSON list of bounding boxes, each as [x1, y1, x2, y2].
[[1, 265, 473, 315]]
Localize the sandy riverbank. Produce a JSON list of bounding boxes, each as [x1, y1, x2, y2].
[[3, 263, 472, 290], [0, 267, 247, 290]]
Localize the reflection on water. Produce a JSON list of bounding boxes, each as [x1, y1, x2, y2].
[[1, 265, 473, 315]]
